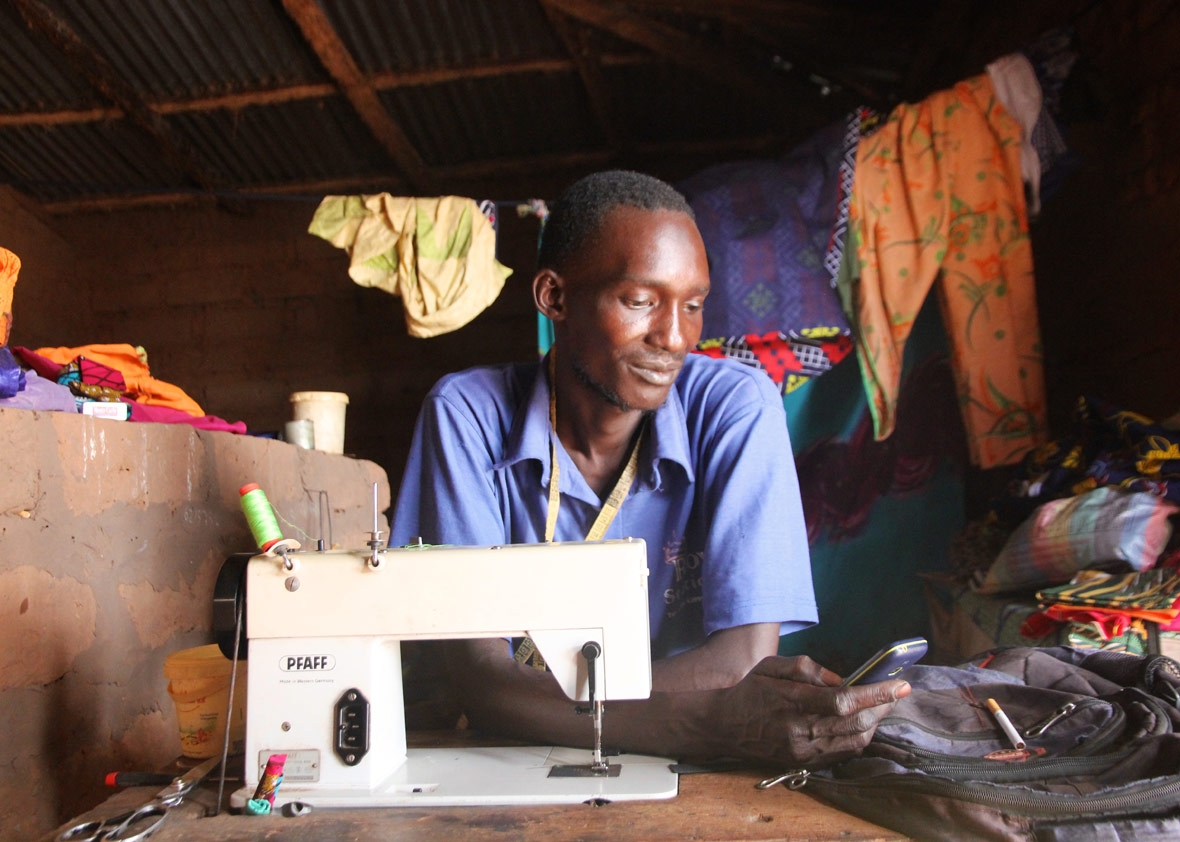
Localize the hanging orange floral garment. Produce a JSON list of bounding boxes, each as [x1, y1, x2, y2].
[[848, 73, 1047, 468]]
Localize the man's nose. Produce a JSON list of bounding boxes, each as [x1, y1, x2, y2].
[[650, 305, 690, 352]]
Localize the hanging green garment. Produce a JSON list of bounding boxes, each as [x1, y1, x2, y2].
[[309, 194, 512, 338]]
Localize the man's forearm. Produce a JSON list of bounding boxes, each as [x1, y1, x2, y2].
[[444, 637, 908, 768], [650, 622, 781, 692], [445, 638, 724, 760]]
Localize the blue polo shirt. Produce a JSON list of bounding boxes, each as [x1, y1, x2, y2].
[[391, 353, 817, 658]]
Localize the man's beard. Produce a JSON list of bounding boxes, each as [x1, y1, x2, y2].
[[572, 359, 634, 412]]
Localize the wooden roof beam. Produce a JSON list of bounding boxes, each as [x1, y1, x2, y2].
[[281, 0, 433, 193], [541, 2, 628, 155], [9, 0, 233, 201], [540, 0, 816, 121], [0, 55, 655, 129], [39, 132, 782, 215]]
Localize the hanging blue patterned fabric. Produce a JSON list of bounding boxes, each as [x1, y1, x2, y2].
[[681, 115, 872, 393]]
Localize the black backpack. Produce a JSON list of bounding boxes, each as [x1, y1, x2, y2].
[[759, 647, 1180, 841]]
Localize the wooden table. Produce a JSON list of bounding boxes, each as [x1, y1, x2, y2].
[[44, 764, 908, 842]]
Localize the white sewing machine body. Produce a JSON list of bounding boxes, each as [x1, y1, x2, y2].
[[230, 538, 679, 809]]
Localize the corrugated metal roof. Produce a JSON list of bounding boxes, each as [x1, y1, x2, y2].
[[0, 2, 100, 110], [48, 0, 327, 99], [168, 97, 390, 189], [0, 0, 1071, 211], [325, 0, 568, 72], [384, 72, 600, 166], [0, 120, 184, 202]]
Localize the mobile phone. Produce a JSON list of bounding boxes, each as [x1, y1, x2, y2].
[[841, 637, 927, 686]]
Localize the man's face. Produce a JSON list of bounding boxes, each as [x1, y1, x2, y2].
[[560, 207, 710, 413]]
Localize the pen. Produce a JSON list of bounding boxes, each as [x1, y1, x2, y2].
[[986, 698, 1026, 750]]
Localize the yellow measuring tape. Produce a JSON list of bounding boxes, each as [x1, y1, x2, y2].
[[517, 352, 646, 670]]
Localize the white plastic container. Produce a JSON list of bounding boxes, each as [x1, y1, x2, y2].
[[289, 391, 349, 454]]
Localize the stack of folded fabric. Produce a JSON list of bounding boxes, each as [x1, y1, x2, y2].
[[927, 396, 1180, 660], [1031, 567, 1180, 656]]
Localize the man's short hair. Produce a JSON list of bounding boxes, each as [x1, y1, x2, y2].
[[537, 170, 694, 272]]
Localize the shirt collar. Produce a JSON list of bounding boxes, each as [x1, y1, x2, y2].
[[497, 359, 695, 491]]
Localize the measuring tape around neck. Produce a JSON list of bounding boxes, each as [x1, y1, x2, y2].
[[543, 352, 645, 542], [519, 354, 646, 670]]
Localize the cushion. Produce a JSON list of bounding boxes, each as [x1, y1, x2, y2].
[[976, 486, 1178, 594]]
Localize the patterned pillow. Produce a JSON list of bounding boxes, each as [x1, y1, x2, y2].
[[976, 486, 1178, 595]]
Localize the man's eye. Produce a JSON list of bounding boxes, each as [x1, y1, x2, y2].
[[624, 297, 651, 308]]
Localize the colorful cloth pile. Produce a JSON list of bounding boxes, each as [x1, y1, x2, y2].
[[1027, 568, 1180, 656], [10, 344, 245, 433]]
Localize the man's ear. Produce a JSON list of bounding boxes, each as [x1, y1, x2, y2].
[[533, 269, 566, 321]]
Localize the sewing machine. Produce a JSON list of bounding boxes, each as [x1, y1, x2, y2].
[[221, 530, 679, 809]]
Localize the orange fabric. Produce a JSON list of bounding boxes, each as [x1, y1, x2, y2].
[[34, 343, 204, 417], [0, 247, 19, 347], [849, 73, 1047, 468]]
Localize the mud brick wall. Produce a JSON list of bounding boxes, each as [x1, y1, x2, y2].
[[5, 194, 543, 489], [0, 407, 387, 837]]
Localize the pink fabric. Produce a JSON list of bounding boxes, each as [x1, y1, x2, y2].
[[12, 346, 62, 380], [125, 400, 247, 434]]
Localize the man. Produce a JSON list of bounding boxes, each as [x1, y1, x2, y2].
[[391, 170, 907, 767]]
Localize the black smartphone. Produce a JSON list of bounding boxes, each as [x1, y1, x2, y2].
[[841, 637, 928, 686]]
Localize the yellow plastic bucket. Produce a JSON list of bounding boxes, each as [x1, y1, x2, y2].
[[164, 644, 247, 759]]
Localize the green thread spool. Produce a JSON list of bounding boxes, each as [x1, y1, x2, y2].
[[240, 483, 283, 551]]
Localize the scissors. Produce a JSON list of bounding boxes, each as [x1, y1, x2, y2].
[[57, 755, 220, 842]]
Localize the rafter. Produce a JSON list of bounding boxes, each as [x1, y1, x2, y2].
[[0, 55, 656, 129], [280, 0, 432, 192], [539, 0, 807, 117], [9, 0, 232, 199], [541, 2, 628, 154], [38, 132, 783, 215]]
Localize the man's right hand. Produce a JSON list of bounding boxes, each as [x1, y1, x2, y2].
[[703, 654, 910, 767]]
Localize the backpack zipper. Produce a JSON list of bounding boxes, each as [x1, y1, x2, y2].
[[796, 768, 1180, 820], [872, 744, 1139, 783], [874, 696, 1127, 762]]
